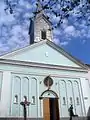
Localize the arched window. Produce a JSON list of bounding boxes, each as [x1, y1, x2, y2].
[[63, 97, 66, 105], [14, 95, 18, 104], [41, 30, 46, 40], [23, 96, 27, 101], [32, 96, 35, 104], [70, 97, 73, 104], [76, 97, 79, 105]]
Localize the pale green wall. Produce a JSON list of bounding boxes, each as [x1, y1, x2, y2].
[[0, 62, 89, 118], [0, 71, 11, 117]]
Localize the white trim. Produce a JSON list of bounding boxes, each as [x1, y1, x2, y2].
[[0, 59, 88, 72], [10, 71, 87, 79]]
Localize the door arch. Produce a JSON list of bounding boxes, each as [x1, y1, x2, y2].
[[39, 90, 60, 120], [39, 89, 58, 99]]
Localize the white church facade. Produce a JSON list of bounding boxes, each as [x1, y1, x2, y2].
[[0, 3, 90, 120]]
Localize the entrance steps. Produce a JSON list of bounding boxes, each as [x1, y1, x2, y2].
[[61, 117, 87, 120], [0, 117, 87, 120]]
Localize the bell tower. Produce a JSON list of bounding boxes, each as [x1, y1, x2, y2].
[[29, 0, 52, 44]]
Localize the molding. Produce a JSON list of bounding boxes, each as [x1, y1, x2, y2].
[[10, 68, 88, 80], [11, 71, 88, 80], [0, 59, 88, 72]]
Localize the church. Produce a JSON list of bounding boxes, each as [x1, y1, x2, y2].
[[0, 2, 90, 120]]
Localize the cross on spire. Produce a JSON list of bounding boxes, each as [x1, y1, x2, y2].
[[36, 0, 44, 15], [37, 0, 42, 11]]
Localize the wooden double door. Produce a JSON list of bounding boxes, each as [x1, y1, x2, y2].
[[43, 98, 60, 120]]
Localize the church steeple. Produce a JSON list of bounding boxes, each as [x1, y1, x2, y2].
[[29, 0, 52, 44]]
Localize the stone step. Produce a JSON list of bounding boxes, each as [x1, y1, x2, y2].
[[0, 117, 87, 120]]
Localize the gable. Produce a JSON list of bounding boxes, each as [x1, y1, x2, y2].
[[0, 41, 85, 68], [36, 14, 52, 27]]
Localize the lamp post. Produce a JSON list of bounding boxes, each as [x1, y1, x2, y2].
[[20, 96, 30, 120]]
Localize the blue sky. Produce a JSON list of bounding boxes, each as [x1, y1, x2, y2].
[[0, 0, 90, 64]]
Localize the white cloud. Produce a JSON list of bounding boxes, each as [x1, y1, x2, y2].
[[19, 0, 25, 6], [62, 24, 81, 38], [53, 38, 60, 45], [24, 12, 32, 19], [25, 3, 32, 9], [60, 41, 69, 46], [87, 33, 90, 38], [10, 24, 29, 43], [53, 28, 60, 36], [0, 1, 15, 25], [82, 40, 86, 44], [51, 15, 60, 24], [62, 19, 68, 29], [11, 25, 21, 35], [64, 26, 75, 35], [0, 44, 10, 55]]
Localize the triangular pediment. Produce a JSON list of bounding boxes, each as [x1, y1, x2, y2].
[[0, 40, 87, 69]]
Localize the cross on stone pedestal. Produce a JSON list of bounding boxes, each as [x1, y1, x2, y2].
[[20, 96, 30, 120]]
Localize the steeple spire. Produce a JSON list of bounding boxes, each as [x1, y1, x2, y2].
[[36, 0, 44, 17], [37, 0, 42, 11]]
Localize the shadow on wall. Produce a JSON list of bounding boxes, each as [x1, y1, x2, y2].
[[87, 106, 90, 120]]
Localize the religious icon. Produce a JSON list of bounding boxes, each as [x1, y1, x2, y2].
[[44, 76, 53, 89]]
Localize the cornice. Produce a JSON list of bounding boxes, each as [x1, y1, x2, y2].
[[0, 59, 88, 72]]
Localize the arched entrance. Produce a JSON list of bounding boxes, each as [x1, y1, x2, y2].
[[39, 90, 60, 120]]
